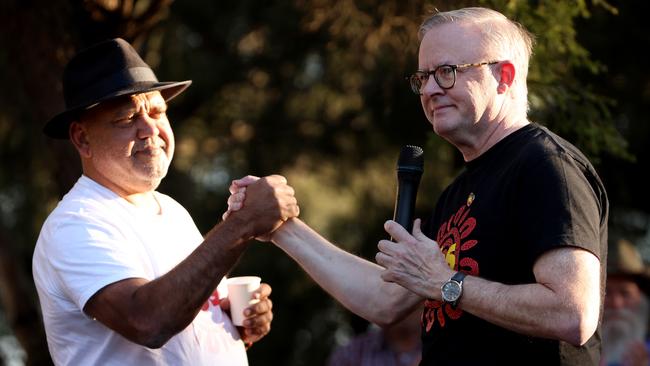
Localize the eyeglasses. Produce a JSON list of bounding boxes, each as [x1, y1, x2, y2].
[[407, 61, 499, 95]]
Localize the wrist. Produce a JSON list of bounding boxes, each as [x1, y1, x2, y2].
[[441, 271, 466, 308], [271, 218, 307, 248], [220, 213, 255, 243], [270, 218, 293, 245]]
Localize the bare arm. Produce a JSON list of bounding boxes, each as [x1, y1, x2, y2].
[[378, 219, 601, 346], [271, 218, 422, 326], [84, 175, 298, 348], [461, 246, 600, 345]]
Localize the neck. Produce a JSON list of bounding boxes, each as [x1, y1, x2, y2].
[[457, 117, 529, 162], [123, 191, 162, 214], [82, 168, 162, 214]]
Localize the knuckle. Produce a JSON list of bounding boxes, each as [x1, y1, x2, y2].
[[269, 174, 285, 184], [254, 302, 265, 312]]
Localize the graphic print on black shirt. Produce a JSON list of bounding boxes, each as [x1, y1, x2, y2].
[[422, 192, 479, 332]]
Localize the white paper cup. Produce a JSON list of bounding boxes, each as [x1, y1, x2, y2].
[[226, 276, 261, 326]]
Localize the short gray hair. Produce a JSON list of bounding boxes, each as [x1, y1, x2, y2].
[[419, 7, 535, 106]]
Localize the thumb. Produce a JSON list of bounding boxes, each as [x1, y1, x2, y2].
[[412, 218, 426, 240], [412, 219, 439, 248]]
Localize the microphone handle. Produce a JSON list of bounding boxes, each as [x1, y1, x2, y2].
[[393, 174, 421, 237]]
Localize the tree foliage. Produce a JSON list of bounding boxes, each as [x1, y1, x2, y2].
[[0, 0, 645, 365]]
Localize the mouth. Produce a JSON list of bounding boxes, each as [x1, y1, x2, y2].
[[433, 104, 453, 112], [135, 145, 165, 157]]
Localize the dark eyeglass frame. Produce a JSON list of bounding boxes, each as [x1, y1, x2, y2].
[[407, 61, 500, 95]]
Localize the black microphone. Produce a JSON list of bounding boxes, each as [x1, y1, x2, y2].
[[393, 145, 424, 236]]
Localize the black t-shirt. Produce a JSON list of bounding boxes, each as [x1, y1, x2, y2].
[[420, 124, 608, 366]]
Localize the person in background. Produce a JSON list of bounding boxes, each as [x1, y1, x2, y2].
[[32, 38, 299, 365], [326, 306, 422, 366], [227, 6, 608, 365], [602, 238, 650, 366]]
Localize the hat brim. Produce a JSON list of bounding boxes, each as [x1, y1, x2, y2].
[[609, 272, 650, 297], [43, 80, 192, 139]]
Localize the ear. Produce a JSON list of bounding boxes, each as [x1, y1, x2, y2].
[[69, 121, 92, 159], [496, 61, 515, 94]]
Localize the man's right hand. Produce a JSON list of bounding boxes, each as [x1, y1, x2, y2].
[[224, 175, 299, 240]]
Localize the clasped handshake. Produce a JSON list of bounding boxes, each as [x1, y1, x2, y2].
[[221, 175, 300, 241], [221, 174, 452, 304]]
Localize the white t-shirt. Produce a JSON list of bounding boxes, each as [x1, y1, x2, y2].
[[33, 175, 248, 365]]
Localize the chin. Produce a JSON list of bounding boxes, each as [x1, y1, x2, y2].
[[432, 120, 457, 138], [133, 170, 166, 191], [140, 178, 163, 192]]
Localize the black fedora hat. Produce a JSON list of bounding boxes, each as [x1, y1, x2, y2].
[[44, 38, 191, 139]]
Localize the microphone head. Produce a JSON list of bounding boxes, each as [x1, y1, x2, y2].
[[397, 145, 424, 173]]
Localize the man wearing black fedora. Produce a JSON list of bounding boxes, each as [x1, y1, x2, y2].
[[32, 38, 300, 365]]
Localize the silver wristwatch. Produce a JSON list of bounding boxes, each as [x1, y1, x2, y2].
[[441, 271, 466, 308]]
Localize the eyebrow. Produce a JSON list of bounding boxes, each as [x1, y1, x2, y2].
[[111, 94, 167, 118]]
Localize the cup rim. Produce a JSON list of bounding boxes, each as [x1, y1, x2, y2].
[[226, 276, 261, 285]]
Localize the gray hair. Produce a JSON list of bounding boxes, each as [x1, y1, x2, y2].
[[419, 7, 535, 109]]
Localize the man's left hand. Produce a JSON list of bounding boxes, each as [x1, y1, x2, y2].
[[239, 283, 273, 345], [376, 218, 453, 300]]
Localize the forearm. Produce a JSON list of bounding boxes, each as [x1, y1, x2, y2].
[[457, 276, 593, 345], [87, 216, 251, 347], [272, 218, 420, 325], [455, 248, 600, 346]]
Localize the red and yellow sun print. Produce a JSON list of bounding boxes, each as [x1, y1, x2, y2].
[[201, 289, 220, 311], [422, 193, 479, 332]]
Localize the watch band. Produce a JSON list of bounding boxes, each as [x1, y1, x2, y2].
[[451, 271, 466, 308], [451, 271, 466, 283]]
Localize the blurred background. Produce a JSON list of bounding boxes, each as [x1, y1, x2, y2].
[[1, 0, 648, 364]]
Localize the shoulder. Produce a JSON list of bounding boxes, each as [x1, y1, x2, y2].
[[503, 125, 606, 198], [36, 177, 134, 257], [43, 178, 120, 229], [516, 124, 593, 169]]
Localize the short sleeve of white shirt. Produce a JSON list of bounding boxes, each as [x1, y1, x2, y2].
[[45, 210, 148, 311]]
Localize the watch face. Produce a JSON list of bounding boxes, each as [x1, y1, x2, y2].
[[442, 281, 461, 302]]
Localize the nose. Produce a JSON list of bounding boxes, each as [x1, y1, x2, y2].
[[420, 74, 443, 97], [135, 113, 160, 140]]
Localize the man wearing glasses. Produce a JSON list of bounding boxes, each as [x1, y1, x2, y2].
[[228, 7, 608, 365]]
